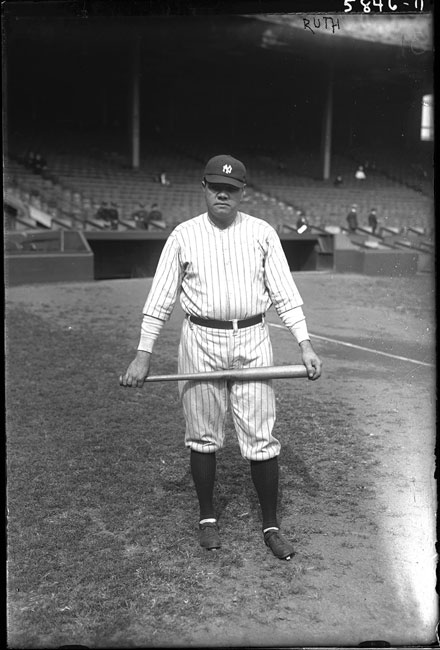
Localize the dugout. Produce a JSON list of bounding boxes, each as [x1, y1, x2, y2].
[[279, 234, 319, 272], [84, 231, 320, 280], [84, 232, 167, 280]]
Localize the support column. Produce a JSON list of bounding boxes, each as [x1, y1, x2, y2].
[[320, 61, 334, 181], [130, 37, 141, 170]]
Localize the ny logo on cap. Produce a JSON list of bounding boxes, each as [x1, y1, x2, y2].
[[223, 164, 232, 174]]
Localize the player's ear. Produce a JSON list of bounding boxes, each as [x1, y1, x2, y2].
[[201, 179, 206, 189]]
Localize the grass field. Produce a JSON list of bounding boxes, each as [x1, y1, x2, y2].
[[6, 272, 437, 648]]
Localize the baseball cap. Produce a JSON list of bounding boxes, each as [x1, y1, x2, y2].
[[203, 154, 246, 188]]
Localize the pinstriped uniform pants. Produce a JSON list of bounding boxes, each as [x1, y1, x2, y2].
[[178, 317, 280, 461]]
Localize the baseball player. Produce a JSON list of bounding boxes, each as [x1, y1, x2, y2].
[[120, 154, 322, 560]]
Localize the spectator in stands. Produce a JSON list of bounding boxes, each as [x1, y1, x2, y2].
[[131, 203, 150, 229], [153, 171, 171, 186], [355, 165, 366, 181], [160, 171, 171, 186], [95, 201, 112, 225], [148, 203, 163, 223], [33, 153, 48, 175], [95, 202, 119, 230], [108, 203, 120, 230], [368, 208, 378, 234], [146, 204, 167, 230], [333, 175, 343, 187], [346, 204, 358, 232], [134, 203, 166, 230], [296, 212, 309, 234]]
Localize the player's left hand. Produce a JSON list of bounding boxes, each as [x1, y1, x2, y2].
[[299, 340, 322, 380]]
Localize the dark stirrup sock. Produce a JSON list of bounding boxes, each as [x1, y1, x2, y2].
[[190, 450, 216, 521], [250, 456, 279, 530]]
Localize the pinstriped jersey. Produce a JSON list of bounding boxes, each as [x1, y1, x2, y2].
[[142, 211, 304, 321]]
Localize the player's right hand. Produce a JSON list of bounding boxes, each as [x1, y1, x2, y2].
[[119, 352, 151, 387]]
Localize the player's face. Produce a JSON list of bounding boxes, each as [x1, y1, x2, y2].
[[203, 181, 244, 227]]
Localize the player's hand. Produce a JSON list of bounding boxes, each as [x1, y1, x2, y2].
[[119, 351, 151, 387], [299, 340, 322, 381]]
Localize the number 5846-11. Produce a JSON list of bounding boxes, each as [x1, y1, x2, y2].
[[344, 1, 424, 11]]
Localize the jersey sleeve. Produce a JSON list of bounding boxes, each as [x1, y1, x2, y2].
[[142, 234, 183, 320], [280, 305, 310, 344], [263, 227, 304, 315], [137, 314, 166, 353]]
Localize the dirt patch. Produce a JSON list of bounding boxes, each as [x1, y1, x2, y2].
[[6, 272, 437, 647]]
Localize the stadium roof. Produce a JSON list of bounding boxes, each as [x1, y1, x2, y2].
[[4, 9, 432, 91]]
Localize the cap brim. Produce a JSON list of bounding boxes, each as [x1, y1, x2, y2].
[[204, 174, 245, 188]]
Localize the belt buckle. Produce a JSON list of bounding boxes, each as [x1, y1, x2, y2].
[[232, 319, 239, 335]]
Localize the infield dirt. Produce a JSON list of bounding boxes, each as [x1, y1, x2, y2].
[[6, 271, 437, 648]]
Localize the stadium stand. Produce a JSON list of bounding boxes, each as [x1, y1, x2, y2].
[[4, 131, 433, 250]]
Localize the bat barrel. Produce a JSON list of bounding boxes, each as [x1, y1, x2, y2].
[[144, 364, 308, 383]]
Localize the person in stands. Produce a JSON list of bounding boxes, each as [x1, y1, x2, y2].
[[148, 203, 163, 223], [368, 208, 378, 234], [346, 204, 359, 232], [95, 201, 116, 229], [108, 203, 120, 230], [33, 153, 48, 174], [131, 203, 150, 229], [355, 165, 366, 181], [296, 211, 309, 234], [153, 171, 171, 186]]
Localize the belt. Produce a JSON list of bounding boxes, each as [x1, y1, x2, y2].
[[187, 314, 263, 329]]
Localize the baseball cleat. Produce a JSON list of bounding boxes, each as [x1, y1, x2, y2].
[[264, 529, 295, 560], [199, 522, 221, 550]]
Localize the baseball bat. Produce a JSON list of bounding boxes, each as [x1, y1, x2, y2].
[[143, 364, 308, 383]]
